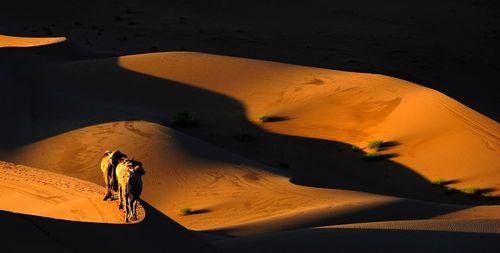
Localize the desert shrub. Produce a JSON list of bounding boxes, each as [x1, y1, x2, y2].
[[180, 207, 192, 215], [173, 111, 199, 128], [352, 145, 361, 152], [364, 152, 383, 161], [367, 139, 384, 150], [460, 187, 480, 196], [431, 178, 448, 186]]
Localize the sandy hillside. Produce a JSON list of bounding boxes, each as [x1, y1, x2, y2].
[[5, 50, 497, 198], [0, 160, 216, 252], [1, 0, 498, 120], [0, 35, 66, 48], [0, 161, 141, 223], [1, 35, 499, 252]]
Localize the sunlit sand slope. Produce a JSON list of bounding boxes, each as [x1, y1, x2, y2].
[[0, 161, 143, 223], [3, 120, 500, 237], [24, 51, 497, 194], [0, 34, 65, 48]]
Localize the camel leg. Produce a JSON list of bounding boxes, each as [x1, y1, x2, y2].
[[103, 175, 110, 201], [125, 187, 130, 222], [118, 185, 124, 210], [129, 197, 136, 220], [131, 198, 136, 220], [103, 185, 112, 201]]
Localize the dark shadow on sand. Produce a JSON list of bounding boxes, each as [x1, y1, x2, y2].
[[259, 116, 291, 123], [188, 209, 212, 215], [0, 202, 217, 252], [214, 224, 500, 253]]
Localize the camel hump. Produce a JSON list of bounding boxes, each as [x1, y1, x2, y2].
[[113, 150, 127, 159]]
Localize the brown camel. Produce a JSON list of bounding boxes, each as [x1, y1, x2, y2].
[[100, 150, 127, 201], [116, 158, 145, 222]]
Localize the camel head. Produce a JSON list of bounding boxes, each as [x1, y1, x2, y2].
[[124, 158, 145, 176], [133, 165, 146, 176], [106, 150, 128, 167]]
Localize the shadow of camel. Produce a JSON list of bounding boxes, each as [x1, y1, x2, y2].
[[0, 202, 217, 252], [0, 42, 498, 207]]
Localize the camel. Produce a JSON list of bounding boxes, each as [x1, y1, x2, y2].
[[116, 158, 145, 222], [100, 150, 127, 201]]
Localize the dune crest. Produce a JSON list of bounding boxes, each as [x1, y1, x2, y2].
[[116, 52, 500, 194], [0, 34, 66, 48]]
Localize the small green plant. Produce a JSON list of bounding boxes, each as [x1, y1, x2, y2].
[[367, 139, 384, 150], [352, 145, 361, 152], [364, 152, 383, 161], [180, 207, 192, 215], [256, 115, 271, 122], [460, 187, 480, 196], [431, 178, 448, 186], [173, 111, 199, 128]]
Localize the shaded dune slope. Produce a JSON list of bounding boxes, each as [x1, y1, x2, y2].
[[214, 219, 500, 253], [0, 200, 216, 253]]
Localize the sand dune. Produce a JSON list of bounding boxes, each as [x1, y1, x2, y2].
[[0, 161, 138, 223], [1, 37, 499, 252], [0, 34, 65, 48], [3, 120, 499, 238], [6, 50, 496, 197], [115, 52, 500, 193]]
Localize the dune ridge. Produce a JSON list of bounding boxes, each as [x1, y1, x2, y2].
[[0, 35, 66, 48]]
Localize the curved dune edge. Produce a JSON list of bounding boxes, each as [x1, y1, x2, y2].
[[0, 161, 144, 223], [0, 202, 217, 253], [116, 52, 500, 195], [3, 121, 499, 237], [0, 34, 66, 48]]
